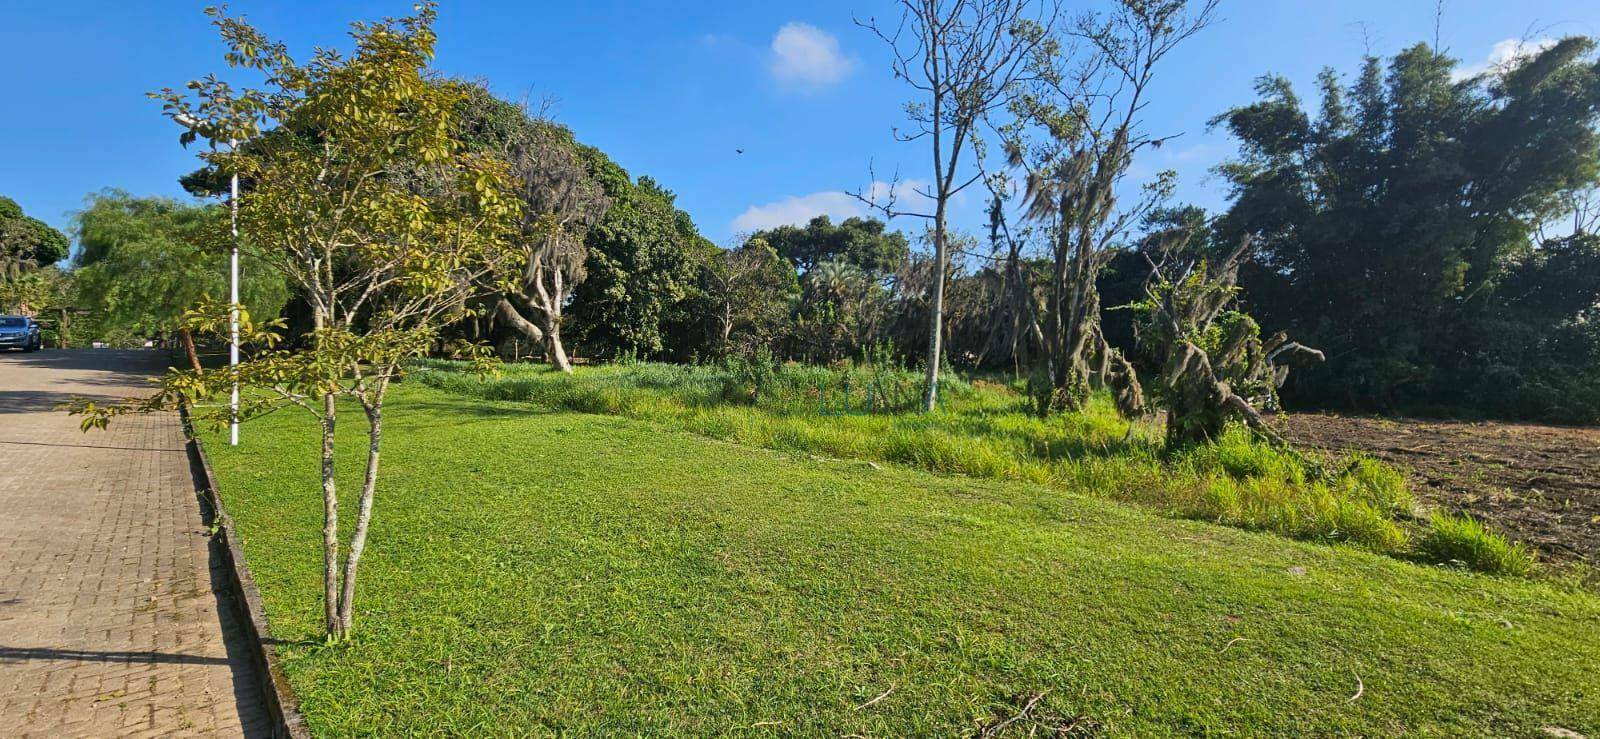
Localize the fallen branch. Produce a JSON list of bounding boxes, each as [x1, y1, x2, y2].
[[977, 691, 1048, 738], [1347, 670, 1365, 703], [855, 683, 897, 711]]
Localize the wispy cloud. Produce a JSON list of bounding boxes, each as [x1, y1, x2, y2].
[[769, 22, 855, 90], [1452, 37, 1557, 82], [731, 180, 930, 233]]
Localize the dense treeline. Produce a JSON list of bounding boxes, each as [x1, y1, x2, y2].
[[25, 28, 1600, 426], [1215, 40, 1600, 422]]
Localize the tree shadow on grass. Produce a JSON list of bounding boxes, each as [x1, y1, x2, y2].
[[392, 399, 563, 422]]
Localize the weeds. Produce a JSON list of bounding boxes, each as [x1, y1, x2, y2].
[[1418, 513, 1536, 576]]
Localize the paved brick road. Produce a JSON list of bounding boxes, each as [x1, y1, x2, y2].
[[0, 350, 270, 737]]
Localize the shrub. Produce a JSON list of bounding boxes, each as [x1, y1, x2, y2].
[[1340, 454, 1414, 517], [1417, 513, 1535, 577]]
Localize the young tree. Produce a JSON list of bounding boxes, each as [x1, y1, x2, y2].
[[857, 0, 1054, 411], [75, 3, 523, 642], [997, 0, 1215, 415]]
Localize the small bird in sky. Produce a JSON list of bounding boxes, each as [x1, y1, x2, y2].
[[735, 148, 745, 155]]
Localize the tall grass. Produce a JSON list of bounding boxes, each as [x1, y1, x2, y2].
[[409, 359, 1531, 572]]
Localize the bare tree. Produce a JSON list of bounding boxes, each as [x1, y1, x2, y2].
[[856, 0, 1056, 411], [997, 0, 1216, 415], [495, 125, 610, 372]]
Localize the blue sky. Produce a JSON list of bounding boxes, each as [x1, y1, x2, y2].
[[3, 1, 1598, 253]]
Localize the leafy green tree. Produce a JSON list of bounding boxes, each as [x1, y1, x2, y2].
[[445, 83, 610, 372], [71, 190, 290, 350], [0, 265, 70, 318], [1, 196, 70, 279], [701, 237, 798, 356], [1213, 38, 1600, 419], [751, 215, 909, 277], [571, 165, 715, 360], [78, 3, 523, 642]]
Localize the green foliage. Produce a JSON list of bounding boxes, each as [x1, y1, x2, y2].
[[0, 195, 70, 278], [70, 190, 290, 345], [0, 264, 71, 316], [80, 2, 525, 643], [201, 382, 1600, 734], [751, 214, 910, 276], [1419, 513, 1537, 577], [571, 168, 715, 360], [1215, 39, 1600, 422]]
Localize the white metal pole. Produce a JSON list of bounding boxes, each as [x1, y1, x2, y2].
[[229, 143, 240, 447]]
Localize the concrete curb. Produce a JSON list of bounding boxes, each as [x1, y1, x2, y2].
[[179, 405, 312, 739]]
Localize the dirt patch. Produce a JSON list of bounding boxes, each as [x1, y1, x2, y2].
[[1279, 413, 1600, 564]]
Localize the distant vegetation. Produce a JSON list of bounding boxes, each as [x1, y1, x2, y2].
[[411, 359, 1535, 576]]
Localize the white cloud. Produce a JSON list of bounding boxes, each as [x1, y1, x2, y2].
[[731, 180, 930, 233], [1452, 37, 1557, 82], [769, 22, 855, 90]]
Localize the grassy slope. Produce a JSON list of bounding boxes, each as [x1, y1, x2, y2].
[[204, 384, 1600, 736]]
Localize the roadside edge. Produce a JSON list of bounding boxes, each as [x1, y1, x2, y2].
[[179, 404, 312, 739]]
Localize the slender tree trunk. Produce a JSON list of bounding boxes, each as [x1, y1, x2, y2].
[[179, 327, 203, 374], [320, 393, 341, 640], [337, 398, 383, 634], [924, 208, 947, 412]]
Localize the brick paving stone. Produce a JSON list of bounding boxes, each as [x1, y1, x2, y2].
[[0, 350, 272, 737]]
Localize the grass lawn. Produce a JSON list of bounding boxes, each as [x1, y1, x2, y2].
[[203, 383, 1600, 736]]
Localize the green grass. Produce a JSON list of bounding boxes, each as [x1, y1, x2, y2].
[[201, 383, 1600, 735], [410, 361, 1460, 564], [1419, 513, 1538, 577]]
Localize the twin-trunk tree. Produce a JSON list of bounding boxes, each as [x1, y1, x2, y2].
[[77, 3, 525, 642]]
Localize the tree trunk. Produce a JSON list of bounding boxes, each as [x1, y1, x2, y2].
[[179, 327, 203, 374], [337, 399, 383, 634], [320, 393, 341, 641], [545, 323, 572, 373], [924, 209, 947, 412]]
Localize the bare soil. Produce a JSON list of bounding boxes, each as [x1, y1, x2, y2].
[[1280, 413, 1600, 564]]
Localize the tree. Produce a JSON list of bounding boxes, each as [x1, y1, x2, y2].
[[997, 0, 1215, 416], [0, 265, 70, 318], [857, 0, 1054, 411], [1134, 233, 1323, 446], [77, 3, 523, 642], [70, 190, 290, 354], [702, 237, 798, 356], [1, 196, 70, 280], [752, 215, 909, 276], [447, 83, 609, 372], [570, 168, 714, 360], [1213, 38, 1600, 419]]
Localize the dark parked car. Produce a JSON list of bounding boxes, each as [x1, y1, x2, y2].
[[0, 315, 43, 352]]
